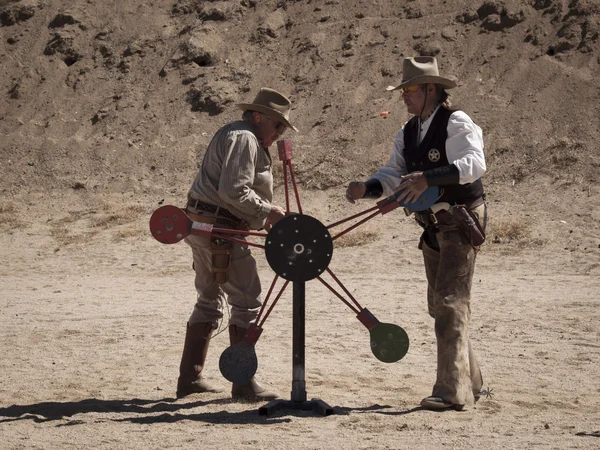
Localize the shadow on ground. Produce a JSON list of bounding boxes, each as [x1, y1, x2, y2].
[[0, 398, 424, 425]]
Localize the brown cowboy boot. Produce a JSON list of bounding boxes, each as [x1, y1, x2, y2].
[[176, 322, 224, 398], [229, 324, 279, 402]]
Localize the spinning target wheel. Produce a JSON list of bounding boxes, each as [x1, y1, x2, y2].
[[149, 139, 439, 416], [265, 214, 333, 282]]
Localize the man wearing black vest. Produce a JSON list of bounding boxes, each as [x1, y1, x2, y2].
[[345, 56, 487, 411]]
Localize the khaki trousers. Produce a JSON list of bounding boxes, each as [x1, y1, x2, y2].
[[184, 234, 262, 329], [421, 204, 485, 407]]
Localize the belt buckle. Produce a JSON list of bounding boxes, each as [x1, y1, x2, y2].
[[428, 213, 438, 225]]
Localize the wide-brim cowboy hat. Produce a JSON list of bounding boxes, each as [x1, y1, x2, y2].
[[392, 56, 457, 90], [237, 87, 299, 132]]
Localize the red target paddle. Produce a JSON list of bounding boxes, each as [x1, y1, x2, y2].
[[149, 205, 213, 244]]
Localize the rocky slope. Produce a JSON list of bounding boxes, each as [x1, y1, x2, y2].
[[1, 0, 599, 252]]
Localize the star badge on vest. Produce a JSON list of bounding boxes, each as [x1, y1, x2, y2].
[[428, 148, 441, 162]]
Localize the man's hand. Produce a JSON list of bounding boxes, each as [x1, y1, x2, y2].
[[394, 172, 428, 204], [264, 205, 286, 231], [345, 181, 366, 204]]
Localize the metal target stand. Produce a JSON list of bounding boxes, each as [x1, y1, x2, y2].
[[149, 139, 439, 417]]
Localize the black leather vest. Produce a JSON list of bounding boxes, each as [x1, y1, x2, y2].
[[403, 107, 484, 204]]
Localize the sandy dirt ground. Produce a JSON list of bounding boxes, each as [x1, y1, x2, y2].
[[1, 190, 599, 450]]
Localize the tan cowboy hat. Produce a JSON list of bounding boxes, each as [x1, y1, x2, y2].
[[393, 56, 457, 90], [237, 88, 298, 132]]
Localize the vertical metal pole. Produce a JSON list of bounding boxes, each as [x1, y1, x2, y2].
[[291, 281, 307, 402]]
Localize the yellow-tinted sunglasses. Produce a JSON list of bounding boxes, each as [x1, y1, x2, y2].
[[399, 85, 422, 94]]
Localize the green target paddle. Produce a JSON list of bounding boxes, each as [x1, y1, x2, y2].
[[357, 309, 409, 363]]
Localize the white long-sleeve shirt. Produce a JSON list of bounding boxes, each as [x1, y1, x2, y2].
[[371, 107, 486, 197]]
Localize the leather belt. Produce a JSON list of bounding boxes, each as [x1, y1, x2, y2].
[[186, 211, 216, 224], [415, 210, 452, 226], [186, 197, 244, 229], [463, 196, 485, 210], [415, 196, 484, 227], [187, 198, 239, 221]]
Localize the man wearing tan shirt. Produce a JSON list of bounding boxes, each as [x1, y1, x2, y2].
[[177, 88, 297, 401]]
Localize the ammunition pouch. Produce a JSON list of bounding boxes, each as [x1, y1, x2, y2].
[[211, 238, 232, 284]]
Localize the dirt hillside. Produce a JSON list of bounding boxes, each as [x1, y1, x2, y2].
[[1, 0, 599, 244]]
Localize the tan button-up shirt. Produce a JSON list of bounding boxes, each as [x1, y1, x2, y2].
[[188, 120, 274, 230]]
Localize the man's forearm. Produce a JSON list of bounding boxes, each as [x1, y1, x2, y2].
[[423, 164, 459, 186], [364, 179, 383, 198]]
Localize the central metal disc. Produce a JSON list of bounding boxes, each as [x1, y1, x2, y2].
[[265, 214, 333, 282]]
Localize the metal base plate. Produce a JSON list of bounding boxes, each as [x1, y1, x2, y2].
[[259, 398, 334, 416]]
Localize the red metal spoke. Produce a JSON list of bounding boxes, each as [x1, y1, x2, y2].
[[326, 205, 380, 229], [256, 275, 280, 322], [211, 233, 265, 249], [212, 227, 267, 238], [325, 268, 363, 311], [278, 140, 293, 215], [287, 161, 303, 214], [316, 276, 361, 315], [257, 279, 290, 328], [282, 160, 291, 214], [331, 210, 381, 241]]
